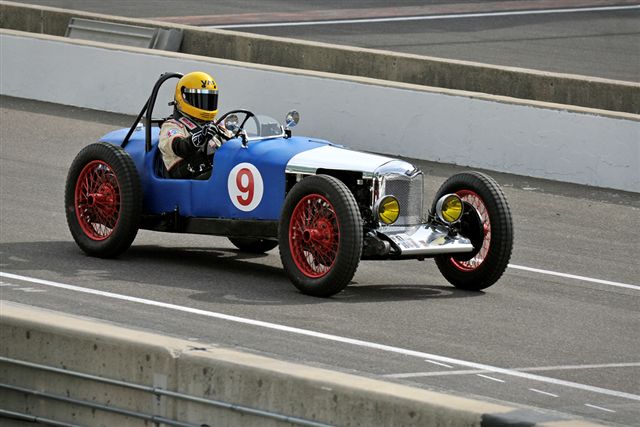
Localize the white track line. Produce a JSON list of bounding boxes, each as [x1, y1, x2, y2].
[[424, 359, 453, 368], [207, 5, 640, 29], [2, 271, 639, 402], [529, 388, 560, 398], [477, 374, 506, 383], [508, 264, 640, 291], [520, 362, 640, 372], [386, 369, 481, 378], [16, 288, 47, 293], [385, 362, 640, 378], [585, 403, 616, 413]]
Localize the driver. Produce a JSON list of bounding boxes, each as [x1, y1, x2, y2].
[[159, 71, 231, 179]]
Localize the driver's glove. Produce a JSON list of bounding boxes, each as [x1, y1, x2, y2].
[[216, 125, 233, 141], [207, 125, 232, 150], [190, 130, 207, 148], [191, 126, 215, 148]]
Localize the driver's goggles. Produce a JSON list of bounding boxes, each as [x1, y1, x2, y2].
[[183, 88, 218, 111]]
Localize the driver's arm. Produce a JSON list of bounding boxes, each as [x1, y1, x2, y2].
[[172, 135, 199, 158], [168, 124, 228, 157]]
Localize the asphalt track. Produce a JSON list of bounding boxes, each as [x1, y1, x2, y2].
[[10, 0, 640, 81], [1, 96, 639, 426]]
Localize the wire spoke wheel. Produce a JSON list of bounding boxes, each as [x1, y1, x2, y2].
[[289, 194, 339, 278], [432, 172, 513, 291], [75, 160, 121, 240], [65, 143, 142, 258], [451, 189, 491, 272], [279, 175, 362, 297]]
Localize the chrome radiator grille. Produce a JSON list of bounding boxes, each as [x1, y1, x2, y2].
[[379, 172, 424, 226]]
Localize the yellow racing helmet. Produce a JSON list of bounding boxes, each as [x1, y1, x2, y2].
[[174, 71, 219, 122]]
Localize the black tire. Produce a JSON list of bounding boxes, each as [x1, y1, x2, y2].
[[432, 172, 513, 290], [279, 175, 363, 297], [65, 142, 142, 258], [229, 237, 278, 253]]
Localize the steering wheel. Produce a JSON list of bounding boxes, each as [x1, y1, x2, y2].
[[216, 109, 256, 141]]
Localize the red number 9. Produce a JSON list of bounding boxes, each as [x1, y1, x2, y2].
[[236, 168, 254, 206]]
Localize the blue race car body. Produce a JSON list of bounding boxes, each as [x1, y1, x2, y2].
[[100, 127, 329, 219]]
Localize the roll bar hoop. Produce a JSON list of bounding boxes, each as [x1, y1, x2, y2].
[[121, 72, 184, 152]]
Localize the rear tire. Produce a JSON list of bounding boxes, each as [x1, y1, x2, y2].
[[279, 175, 362, 297], [65, 142, 142, 258], [432, 172, 513, 290]]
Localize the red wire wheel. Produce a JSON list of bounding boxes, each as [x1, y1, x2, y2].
[[74, 160, 121, 240], [289, 194, 340, 278], [432, 172, 513, 291], [451, 189, 491, 272], [65, 143, 142, 258], [279, 175, 362, 297]]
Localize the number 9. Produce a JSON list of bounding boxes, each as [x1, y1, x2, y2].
[[228, 163, 264, 212], [236, 168, 254, 206]]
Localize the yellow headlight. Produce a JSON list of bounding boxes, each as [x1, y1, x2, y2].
[[377, 196, 400, 225], [436, 194, 463, 223]]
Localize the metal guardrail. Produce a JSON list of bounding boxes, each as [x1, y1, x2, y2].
[[0, 356, 332, 427], [0, 408, 81, 427]]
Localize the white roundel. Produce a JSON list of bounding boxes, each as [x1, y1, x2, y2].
[[228, 163, 264, 212]]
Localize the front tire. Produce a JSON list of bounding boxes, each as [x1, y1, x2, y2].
[[65, 142, 142, 258], [432, 172, 513, 290], [279, 175, 363, 297]]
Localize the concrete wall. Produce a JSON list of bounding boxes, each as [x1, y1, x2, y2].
[[1, 0, 639, 115], [1, 30, 638, 192], [2, 302, 537, 427]]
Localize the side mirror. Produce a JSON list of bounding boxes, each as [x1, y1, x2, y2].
[[285, 110, 300, 129], [224, 114, 240, 132]]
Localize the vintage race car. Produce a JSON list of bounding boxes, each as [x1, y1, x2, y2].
[[65, 72, 513, 297]]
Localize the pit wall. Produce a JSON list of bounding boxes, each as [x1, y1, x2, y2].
[[5, 302, 591, 427], [1, 29, 639, 193], [1, 0, 638, 114]]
